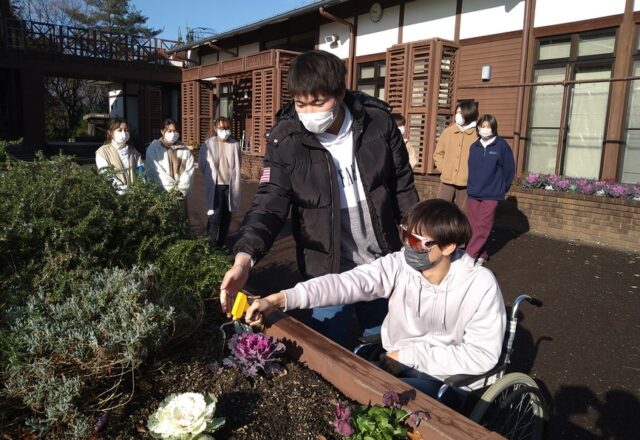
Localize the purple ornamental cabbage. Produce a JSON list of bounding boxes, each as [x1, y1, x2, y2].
[[553, 178, 571, 191], [523, 173, 542, 188], [332, 401, 354, 437], [223, 333, 286, 378], [607, 184, 630, 198]]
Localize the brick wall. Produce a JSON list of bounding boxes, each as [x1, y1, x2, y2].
[[241, 157, 640, 251]]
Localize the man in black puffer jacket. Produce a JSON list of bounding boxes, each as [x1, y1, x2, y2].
[[220, 50, 419, 346]]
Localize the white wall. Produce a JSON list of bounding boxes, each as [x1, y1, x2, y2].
[[318, 20, 352, 59], [636, 0, 640, 12], [356, 5, 400, 56], [403, 0, 456, 43], [460, 0, 524, 39], [535, 0, 626, 27], [200, 53, 218, 65], [108, 83, 139, 134], [238, 42, 260, 57]]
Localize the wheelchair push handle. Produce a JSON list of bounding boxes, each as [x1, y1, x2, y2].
[[511, 294, 542, 319]]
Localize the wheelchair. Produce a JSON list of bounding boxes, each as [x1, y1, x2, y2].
[[354, 294, 549, 440]]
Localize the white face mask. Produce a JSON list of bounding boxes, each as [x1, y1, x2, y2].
[[163, 131, 179, 144], [298, 106, 337, 134], [216, 129, 230, 141], [398, 125, 405, 136], [479, 127, 493, 139], [113, 131, 129, 146], [455, 113, 465, 126]]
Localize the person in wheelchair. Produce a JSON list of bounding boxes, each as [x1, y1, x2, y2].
[[245, 199, 506, 408]]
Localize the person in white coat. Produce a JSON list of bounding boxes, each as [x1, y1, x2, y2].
[[146, 119, 195, 197], [245, 198, 506, 407], [198, 116, 242, 249], [95, 118, 143, 194]]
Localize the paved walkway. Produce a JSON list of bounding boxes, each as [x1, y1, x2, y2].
[[187, 174, 640, 439]]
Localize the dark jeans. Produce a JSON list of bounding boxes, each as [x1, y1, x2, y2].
[[207, 185, 231, 248]]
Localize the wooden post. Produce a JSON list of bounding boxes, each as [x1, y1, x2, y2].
[[601, 0, 635, 179]]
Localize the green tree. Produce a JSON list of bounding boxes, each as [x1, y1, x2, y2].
[[63, 0, 161, 36]]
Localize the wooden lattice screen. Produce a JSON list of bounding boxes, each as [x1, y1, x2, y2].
[[181, 81, 197, 145], [199, 82, 214, 143], [385, 39, 459, 174], [251, 68, 276, 155]]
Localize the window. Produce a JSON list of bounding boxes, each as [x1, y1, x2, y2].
[[356, 60, 385, 101], [621, 31, 640, 183], [219, 83, 233, 118], [526, 29, 616, 179]]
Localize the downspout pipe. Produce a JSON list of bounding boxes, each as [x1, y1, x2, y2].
[[513, 0, 534, 166], [319, 6, 355, 90]]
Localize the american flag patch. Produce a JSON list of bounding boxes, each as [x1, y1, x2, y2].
[[260, 167, 271, 183]]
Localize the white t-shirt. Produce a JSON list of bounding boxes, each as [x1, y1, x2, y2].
[[315, 105, 383, 270]]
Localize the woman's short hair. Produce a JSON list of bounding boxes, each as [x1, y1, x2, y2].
[[214, 117, 231, 129], [401, 199, 472, 248], [477, 114, 498, 136], [457, 100, 479, 125], [288, 50, 346, 99]]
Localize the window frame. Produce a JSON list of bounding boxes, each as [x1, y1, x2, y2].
[[527, 28, 617, 177], [356, 60, 386, 101]]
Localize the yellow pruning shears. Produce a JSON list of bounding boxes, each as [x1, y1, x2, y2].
[[219, 291, 254, 343]]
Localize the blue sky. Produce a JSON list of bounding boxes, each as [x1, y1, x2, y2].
[[133, 0, 318, 40]]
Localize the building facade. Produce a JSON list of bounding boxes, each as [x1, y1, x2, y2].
[[171, 0, 640, 184]]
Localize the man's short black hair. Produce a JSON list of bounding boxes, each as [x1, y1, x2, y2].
[[457, 100, 479, 124], [288, 50, 346, 98], [401, 199, 472, 248], [477, 114, 498, 136]]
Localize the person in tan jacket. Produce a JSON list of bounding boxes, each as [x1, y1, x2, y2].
[[433, 100, 478, 212]]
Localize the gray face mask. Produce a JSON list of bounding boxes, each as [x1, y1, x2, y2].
[[403, 245, 436, 272]]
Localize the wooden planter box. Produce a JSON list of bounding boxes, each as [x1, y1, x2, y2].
[[263, 310, 503, 440]]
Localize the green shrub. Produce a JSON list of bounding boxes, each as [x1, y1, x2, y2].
[[0, 154, 232, 437], [4, 266, 174, 438]]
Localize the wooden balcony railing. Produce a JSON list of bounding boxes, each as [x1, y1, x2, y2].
[[0, 17, 182, 65]]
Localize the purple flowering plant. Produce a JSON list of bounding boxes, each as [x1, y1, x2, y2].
[[222, 332, 286, 378], [332, 390, 430, 439], [518, 173, 640, 200]]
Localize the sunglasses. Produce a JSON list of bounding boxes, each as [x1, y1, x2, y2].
[[400, 225, 437, 253]]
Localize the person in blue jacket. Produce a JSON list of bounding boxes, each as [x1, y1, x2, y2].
[[466, 114, 515, 265]]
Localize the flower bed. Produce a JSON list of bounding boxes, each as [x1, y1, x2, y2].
[[517, 173, 640, 200]]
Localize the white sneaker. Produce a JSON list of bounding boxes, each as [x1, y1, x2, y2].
[[475, 257, 486, 266]]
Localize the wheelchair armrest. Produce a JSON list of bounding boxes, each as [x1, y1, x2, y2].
[[445, 364, 507, 389], [357, 333, 382, 345]]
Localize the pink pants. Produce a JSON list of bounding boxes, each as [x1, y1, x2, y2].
[[466, 198, 499, 260]]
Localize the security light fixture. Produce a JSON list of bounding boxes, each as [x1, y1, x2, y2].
[[325, 34, 340, 48]]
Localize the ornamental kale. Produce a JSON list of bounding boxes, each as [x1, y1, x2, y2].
[[518, 172, 639, 200], [333, 390, 430, 439], [223, 333, 286, 378]]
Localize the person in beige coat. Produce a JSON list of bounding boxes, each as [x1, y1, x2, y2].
[[433, 101, 478, 212], [198, 117, 242, 249], [95, 118, 142, 194]]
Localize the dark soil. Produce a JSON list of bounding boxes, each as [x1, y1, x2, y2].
[[102, 303, 343, 440], [191, 177, 640, 440]]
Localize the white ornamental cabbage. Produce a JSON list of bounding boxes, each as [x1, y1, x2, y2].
[[148, 392, 225, 440]]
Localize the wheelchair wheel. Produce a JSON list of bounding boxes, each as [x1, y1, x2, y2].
[[469, 373, 547, 440]]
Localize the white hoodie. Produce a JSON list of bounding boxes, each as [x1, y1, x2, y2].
[[284, 249, 506, 387]]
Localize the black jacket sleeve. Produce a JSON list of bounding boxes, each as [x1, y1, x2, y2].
[[232, 142, 292, 263], [386, 114, 419, 220]]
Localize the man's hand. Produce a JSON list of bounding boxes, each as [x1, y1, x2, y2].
[[380, 351, 408, 376], [245, 292, 286, 328], [219, 254, 252, 317]]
